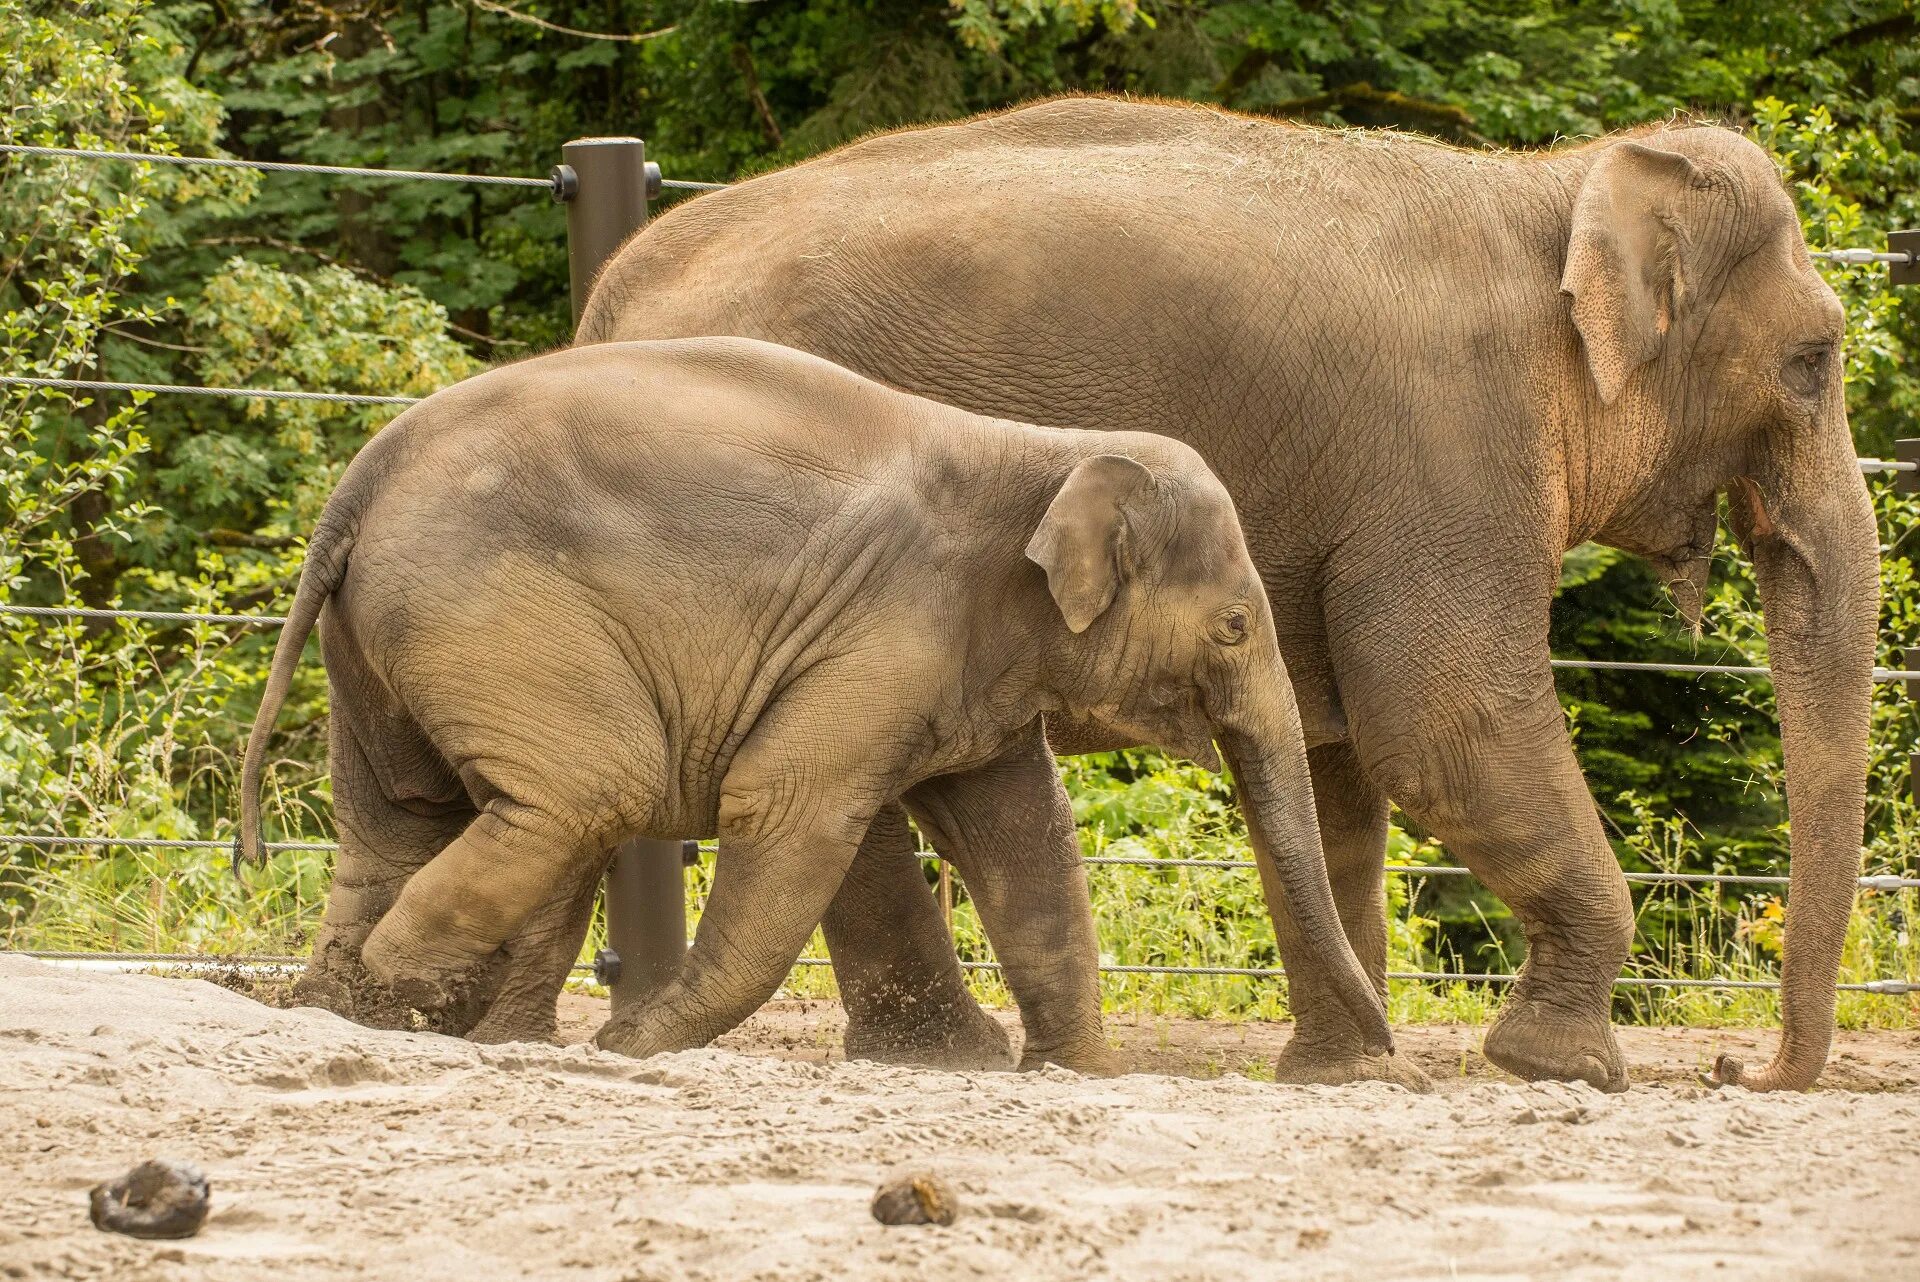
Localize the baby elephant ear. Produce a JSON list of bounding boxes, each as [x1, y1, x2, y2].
[[1026, 454, 1156, 633]]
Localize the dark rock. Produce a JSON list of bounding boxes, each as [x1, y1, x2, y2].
[[871, 1173, 958, 1226], [88, 1160, 210, 1239]]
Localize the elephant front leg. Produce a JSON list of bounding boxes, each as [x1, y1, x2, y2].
[[1325, 535, 1632, 1093], [1269, 742, 1432, 1091], [821, 802, 1012, 1070], [592, 823, 868, 1059], [595, 682, 903, 1059], [904, 733, 1124, 1077], [1364, 708, 1633, 1093]]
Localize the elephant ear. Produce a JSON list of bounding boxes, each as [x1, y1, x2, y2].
[[1026, 454, 1157, 633], [1561, 140, 1705, 406]]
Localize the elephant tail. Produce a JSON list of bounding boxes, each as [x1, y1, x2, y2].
[[232, 490, 365, 875]]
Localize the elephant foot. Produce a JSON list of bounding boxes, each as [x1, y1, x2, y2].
[[593, 1007, 702, 1060], [360, 929, 507, 1035], [467, 1004, 561, 1046], [1015, 1028, 1128, 1077], [1017, 1044, 1128, 1077], [293, 942, 486, 1036], [1274, 1035, 1434, 1092], [1482, 997, 1628, 1093], [844, 994, 1014, 1071]]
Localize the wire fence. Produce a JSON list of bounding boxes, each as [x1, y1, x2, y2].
[[12, 949, 1915, 995], [6, 599, 1919, 683], [5, 136, 1917, 1002], [0, 142, 722, 192], [6, 832, 1917, 892]]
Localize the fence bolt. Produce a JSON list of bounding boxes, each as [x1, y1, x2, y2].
[[561, 135, 686, 1014], [1860, 979, 1919, 995], [1858, 874, 1916, 892], [591, 948, 622, 988], [1892, 230, 1918, 287]]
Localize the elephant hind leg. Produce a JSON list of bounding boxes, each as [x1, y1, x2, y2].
[[360, 798, 609, 1019], [293, 708, 476, 1033], [466, 861, 604, 1045], [824, 802, 1012, 1070]]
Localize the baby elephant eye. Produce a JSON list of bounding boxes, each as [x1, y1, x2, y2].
[[1210, 608, 1251, 646]]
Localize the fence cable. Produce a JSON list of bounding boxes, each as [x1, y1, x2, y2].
[[0, 375, 420, 406], [5, 833, 1914, 890], [0, 604, 291, 626], [1813, 248, 1917, 266], [14, 950, 1911, 993], [0, 141, 721, 193], [6, 604, 1915, 684]]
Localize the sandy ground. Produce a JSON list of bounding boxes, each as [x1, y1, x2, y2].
[[5, 957, 1919, 1281]]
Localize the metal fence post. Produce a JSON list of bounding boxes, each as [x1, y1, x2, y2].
[[1890, 230, 1917, 287], [552, 136, 683, 1014]]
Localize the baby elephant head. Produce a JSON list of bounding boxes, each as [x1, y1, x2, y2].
[[1026, 446, 1391, 1055], [1025, 447, 1281, 769]]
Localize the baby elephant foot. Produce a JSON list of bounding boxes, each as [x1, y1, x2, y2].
[[593, 1006, 705, 1060], [1017, 1032, 1128, 1077], [1274, 1036, 1435, 1093], [1483, 996, 1628, 1093], [845, 997, 1014, 1071], [360, 927, 506, 1034], [466, 1000, 561, 1046], [293, 940, 485, 1036]]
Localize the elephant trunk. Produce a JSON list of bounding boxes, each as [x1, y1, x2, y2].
[[1217, 672, 1394, 1058], [1714, 450, 1879, 1091]]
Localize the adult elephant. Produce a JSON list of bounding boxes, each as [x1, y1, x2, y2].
[[574, 98, 1875, 1092]]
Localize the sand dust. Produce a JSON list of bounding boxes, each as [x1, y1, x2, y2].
[[4, 955, 1918, 1281]]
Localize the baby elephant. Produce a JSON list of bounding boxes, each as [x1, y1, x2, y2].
[[237, 337, 1389, 1071]]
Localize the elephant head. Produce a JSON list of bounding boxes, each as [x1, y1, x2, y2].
[[1026, 447, 1395, 1056], [1559, 129, 1878, 1090]]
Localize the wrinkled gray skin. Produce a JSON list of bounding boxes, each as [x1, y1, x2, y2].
[[565, 100, 1869, 1093], [239, 337, 1391, 1072]]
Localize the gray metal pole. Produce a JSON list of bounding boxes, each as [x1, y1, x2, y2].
[[554, 136, 685, 1014]]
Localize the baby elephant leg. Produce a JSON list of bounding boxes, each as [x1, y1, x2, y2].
[[904, 732, 1122, 1076], [361, 802, 598, 1018], [464, 859, 605, 1045], [594, 814, 866, 1058], [294, 712, 476, 1033], [596, 676, 892, 1059], [825, 802, 1013, 1070]]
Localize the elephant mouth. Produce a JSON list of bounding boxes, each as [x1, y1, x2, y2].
[[1648, 547, 1714, 632]]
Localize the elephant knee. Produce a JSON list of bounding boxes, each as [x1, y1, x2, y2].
[[1365, 745, 1461, 836]]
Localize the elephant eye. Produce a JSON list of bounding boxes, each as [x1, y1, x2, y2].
[[1783, 344, 1832, 398], [1210, 607, 1251, 646]]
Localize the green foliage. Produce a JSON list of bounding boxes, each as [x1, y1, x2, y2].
[[2, 0, 1917, 1028]]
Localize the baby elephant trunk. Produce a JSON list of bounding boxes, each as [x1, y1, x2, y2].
[[1218, 708, 1394, 1058]]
